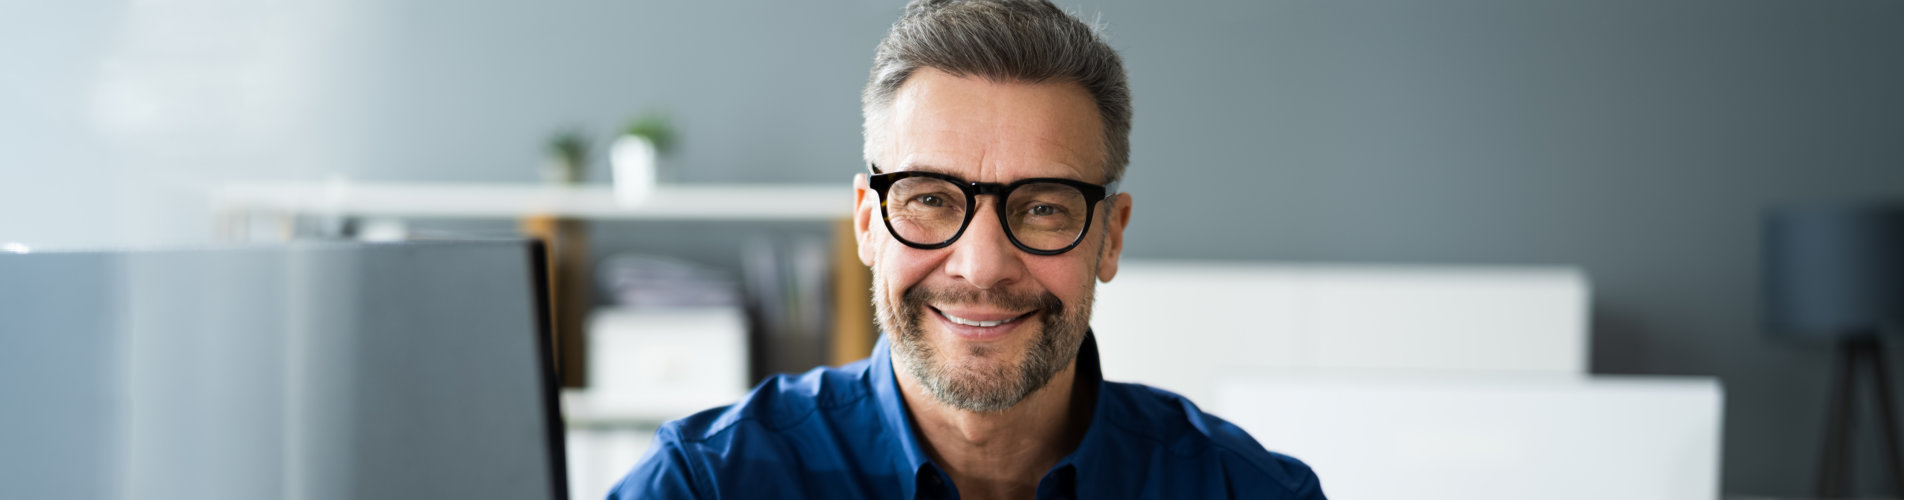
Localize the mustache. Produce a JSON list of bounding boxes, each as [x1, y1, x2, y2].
[[900, 283, 1064, 316]]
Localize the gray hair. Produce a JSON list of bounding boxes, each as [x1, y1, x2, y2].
[[862, 0, 1132, 183]]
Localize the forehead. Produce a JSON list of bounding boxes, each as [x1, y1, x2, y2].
[[882, 70, 1106, 182]]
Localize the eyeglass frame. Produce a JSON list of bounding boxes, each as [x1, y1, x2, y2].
[[865, 164, 1122, 256]]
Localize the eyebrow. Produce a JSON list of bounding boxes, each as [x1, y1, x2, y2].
[[880, 162, 1091, 182], [882, 162, 962, 177]]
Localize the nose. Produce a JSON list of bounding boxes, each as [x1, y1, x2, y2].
[[942, 200, 1025, 290]]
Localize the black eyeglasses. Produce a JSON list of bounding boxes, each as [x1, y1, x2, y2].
[[867, 164, 1120, 255]]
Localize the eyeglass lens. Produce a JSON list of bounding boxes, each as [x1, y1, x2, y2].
[[884, 178, 1091, 252]]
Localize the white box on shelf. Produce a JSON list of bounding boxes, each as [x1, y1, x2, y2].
[[568, 307, 750, 425]]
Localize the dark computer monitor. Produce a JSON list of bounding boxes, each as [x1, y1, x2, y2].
[[0, 239, 568, 500]]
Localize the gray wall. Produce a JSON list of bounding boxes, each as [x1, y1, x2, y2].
[[0, 0, 1900, 496], [1112, 1, 1903, 495]]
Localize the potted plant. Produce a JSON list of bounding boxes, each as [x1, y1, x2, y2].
[[542, 128, 591, 184], [610, 112, 678, 205]]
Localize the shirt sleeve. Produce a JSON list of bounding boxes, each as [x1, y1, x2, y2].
[[605, 428, 706, 500], [1269, 451, 1326, 500]]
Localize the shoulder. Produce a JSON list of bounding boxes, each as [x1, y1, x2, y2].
[[607, 361, 877, 499], [1100, 381, 1326, 499], [666, 359, 874, 444]]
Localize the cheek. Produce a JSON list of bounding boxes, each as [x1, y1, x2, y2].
[[876, 246, 946, 297], [1020, 254, 1098, 304]]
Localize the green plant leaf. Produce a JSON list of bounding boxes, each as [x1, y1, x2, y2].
[[623, 112, 678, 155]]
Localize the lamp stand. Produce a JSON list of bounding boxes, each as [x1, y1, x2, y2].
[[1816, 335, 1902, 498]]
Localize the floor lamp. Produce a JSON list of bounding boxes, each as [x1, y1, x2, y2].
[[1763, 202, 1902, 498]]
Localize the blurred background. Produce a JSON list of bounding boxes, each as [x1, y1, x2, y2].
[[0, 0, 1901, 498]]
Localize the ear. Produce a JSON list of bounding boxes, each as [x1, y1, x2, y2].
[[1096, 192, 1131, 283], [853, 173, 877, 267]]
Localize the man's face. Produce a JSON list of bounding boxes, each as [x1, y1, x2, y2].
[[855, 70, 1132, 413]]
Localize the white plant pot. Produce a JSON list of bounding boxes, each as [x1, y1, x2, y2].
[[610, 134, 658, 206]]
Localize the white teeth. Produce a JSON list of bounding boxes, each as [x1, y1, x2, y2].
[[940, 310, 1012, 327]]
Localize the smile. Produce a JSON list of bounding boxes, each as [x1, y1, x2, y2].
[[939, 310, 1019, 327], [928, 306, 1035, 338]]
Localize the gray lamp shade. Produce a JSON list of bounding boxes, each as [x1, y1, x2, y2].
[[1762, 202, 1902, 339]]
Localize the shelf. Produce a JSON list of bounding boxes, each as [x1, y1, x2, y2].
[[208, 179, 881, 389], [211, 181, 853, 221]]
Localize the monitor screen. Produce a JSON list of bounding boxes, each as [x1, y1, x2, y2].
[[0, 240, 567, 500]]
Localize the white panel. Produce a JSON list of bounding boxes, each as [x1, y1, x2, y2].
[[1297, 265, 1588, 373], [1091, 263, 1307, 406], [1217, 376, 1722, 500], [1091, 260, 1588, 409]]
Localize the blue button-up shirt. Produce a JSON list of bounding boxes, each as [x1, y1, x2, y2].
[[607, 332, 1325, 499]]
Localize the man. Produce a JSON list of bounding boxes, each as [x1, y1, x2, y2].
[[609, 1, 1324, 498]]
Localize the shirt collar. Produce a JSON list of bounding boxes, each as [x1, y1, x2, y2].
[[866, 331, 1116, 499], [866, 334, 942, 499], [1053, 331, 1151, 498]]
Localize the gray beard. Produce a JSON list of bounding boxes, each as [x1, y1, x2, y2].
[[876, 282, 1089, 413]]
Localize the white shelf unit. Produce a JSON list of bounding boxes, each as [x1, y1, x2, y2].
[[207, 179, 877, 367], [207, 179, 873, 381], [212, 181, 852, 224]]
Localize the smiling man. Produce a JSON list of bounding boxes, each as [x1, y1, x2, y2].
[[608, 1, 1323, 498]]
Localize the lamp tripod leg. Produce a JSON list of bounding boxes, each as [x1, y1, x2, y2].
[[1817, 340, 1857, 498], [1861, 337, 1901, 495]]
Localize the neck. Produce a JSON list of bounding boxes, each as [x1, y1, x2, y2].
[[893, 353, 1088, 500]]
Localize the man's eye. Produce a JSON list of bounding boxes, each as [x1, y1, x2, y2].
[[915, 195, 946, 207], [1027, 204, 1060, 216]]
